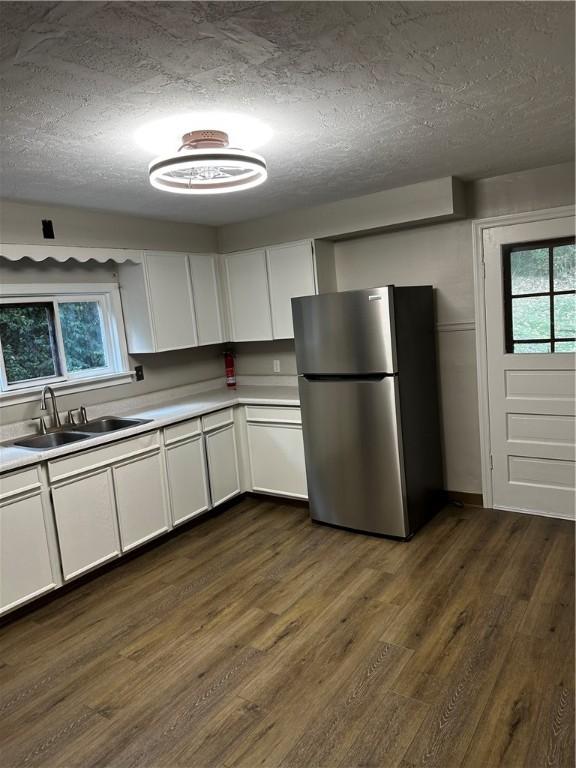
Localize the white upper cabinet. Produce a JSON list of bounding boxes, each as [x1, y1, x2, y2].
[[188, 253, 224, 346], [224, 248, 273, 342], [266, 241, 317, 339], [119, 252, 198, 353]]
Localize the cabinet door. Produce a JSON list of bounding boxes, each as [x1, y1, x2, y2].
[[224, 249, 273, 341], [165, 436, 211, 525], [0, 492, 56, 614], [146, 252, 198, 351], [52, 468, 120, 581], [188, 254, 224, 346], [247, 423, 308, 499], [267, 241, 317, 339], [113, 451, 170, 551], [205, 424, 241, 506]]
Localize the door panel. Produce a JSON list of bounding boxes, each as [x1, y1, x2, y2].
[[1, 492, 56, 613], [483, 216, 575, 518], [299, 376, 407, 536], [165, 435, 211, 525], [113, 452, 170, 551], [146, 252, 197, 351], [188, 253, 224, 346], [292, 287, 396, 374], [224, 249, 273, 341], [52, 469, 120, 580], [247, 423, 308, 499], [267, 241, 316, 339], [205, 424, 241, 506]]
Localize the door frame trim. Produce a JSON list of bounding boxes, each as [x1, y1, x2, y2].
[[471, 205, 575, 509]]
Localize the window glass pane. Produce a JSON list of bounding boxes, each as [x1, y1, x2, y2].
[[553, 244, 575, 291], [58, 302, 107, 372], [513, 342, 551, 353], [510, 248, 549, 295], [512, 295, 550, 340], [0, 303, 59, 383], [555, 341, 576, 353], [554, 294, 576, 339]]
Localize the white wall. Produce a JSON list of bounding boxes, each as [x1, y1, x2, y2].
[[0, 213, 223, 426], [218, 177, 465, 252], [228, 162, 575, 494], [1, 163, 573, 489], [334, 222, 479, 492], [0, 199, 217, 252]]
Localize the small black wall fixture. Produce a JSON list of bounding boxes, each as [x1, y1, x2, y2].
[[42, 219, 55, 239]]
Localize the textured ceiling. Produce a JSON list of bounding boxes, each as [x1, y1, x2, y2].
[[1, 1, 574, 225]]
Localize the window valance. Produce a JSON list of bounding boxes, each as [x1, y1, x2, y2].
[[0, 243, 143, 264]]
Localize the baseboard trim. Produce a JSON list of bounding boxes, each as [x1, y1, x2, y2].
[[446, 490, 484, 507]]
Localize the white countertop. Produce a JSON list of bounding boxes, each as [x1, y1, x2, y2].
[[0, 385, 300, 475]]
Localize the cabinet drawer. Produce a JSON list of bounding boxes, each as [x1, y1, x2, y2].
[[245, 405, 301, 424], [0, 466, 42, 502], [164, 418, 201, 445], [202, 408, 234, 432], [48, 431, 161, 482]]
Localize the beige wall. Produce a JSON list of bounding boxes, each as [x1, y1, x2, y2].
[[0, 198, 216, 252], [231, 162, 575, 494], [1, 162, 573, 488], [218, 177, 465, 252], [234, 340, 297, 377], [0, 220, 223, 426]]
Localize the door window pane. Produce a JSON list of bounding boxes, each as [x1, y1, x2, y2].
[[511, 296, 550, 340], [0, 303, 59, 383], [513, 342, 551, 353], [555, 341, 576, 353], [554, 294, 576, 339], [505, 237, 575, 354], [510, 248, 549, 295], [58, 302, 107, 373], [553, 244, 575, 291]]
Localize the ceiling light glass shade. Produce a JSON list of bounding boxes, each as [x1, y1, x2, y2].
[[148, 130, 267, 195]]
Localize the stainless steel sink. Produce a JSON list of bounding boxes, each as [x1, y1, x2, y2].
[[11, 416, 151, 450], [14, 431, 91, 450], [74, 417, 151, 433]]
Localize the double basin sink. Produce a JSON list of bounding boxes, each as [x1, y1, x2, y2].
[[13, 417, 152, 450]]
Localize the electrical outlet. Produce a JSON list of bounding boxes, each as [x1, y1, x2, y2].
[[273, 359, 281, 373], [134, 365, 144, 381]]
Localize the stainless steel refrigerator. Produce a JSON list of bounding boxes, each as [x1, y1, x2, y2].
[[292, 285, 444, 539]]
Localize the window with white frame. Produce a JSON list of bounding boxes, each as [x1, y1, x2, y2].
[[0, 285, 129, 393]]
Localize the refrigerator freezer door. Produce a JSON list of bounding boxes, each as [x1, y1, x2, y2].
[[292, 287, 397, 375], [299, 375, 408, 537]]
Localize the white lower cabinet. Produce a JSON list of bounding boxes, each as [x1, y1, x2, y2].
[[0, 467, 57, 615], [49, 432, 170, 580], [165, 434, 211, 526], [113, 451, 170, 551], [205, 423, 241, 506], [247, 422, 308, 499], [52, 468, 121, 581], [1, 400, 309, 615]]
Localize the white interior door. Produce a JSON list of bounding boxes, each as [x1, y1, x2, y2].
[[483, 214, 575, 519]]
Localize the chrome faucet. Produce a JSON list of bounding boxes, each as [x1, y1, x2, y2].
[[40, 386, 62, 431]]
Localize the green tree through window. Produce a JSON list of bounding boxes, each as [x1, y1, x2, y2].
[[59, 302, 107, 372], [0, 304, 60, 383], [503, 238, 576, 353]]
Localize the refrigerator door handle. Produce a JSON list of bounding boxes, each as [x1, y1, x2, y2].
[[302, 373, 394, 382]]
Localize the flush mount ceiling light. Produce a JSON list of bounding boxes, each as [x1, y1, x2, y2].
[[148, 129, 268, 195]]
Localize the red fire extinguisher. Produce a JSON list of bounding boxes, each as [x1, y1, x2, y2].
[[224, 350, 236, 388]]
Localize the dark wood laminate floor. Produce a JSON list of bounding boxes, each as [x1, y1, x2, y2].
[[1, 498, 574, 768]]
